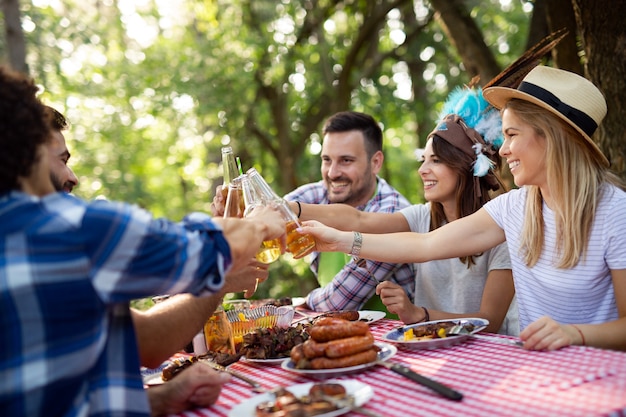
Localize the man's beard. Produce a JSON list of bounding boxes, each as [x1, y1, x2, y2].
[[326, 169, 374, 206], [50, 173, 73, 193]]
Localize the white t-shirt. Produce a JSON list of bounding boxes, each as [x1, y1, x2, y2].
[[400, 203, 519, 336], [484, 185, 626, 330]]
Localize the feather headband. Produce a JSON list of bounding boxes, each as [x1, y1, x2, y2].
[[429, 87, 503, 178]]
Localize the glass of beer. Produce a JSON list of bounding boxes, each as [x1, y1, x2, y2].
[[274, 199, 316, 258]]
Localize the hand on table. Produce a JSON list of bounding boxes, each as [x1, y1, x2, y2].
[[147, 362, 231, 416], [520, 316, 583, 351], [376, 281, 421, 324]]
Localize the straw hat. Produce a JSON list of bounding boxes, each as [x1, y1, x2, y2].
[[483, 65, 609, 167]]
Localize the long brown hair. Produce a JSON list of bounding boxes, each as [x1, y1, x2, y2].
[[429, 134, 507, 266]]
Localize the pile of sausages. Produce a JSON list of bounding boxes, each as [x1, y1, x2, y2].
[[290, 317, 376, 369]]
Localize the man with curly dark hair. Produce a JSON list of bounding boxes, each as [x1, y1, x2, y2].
[[0, 66, 287, 417], [0, 69, 52, 195]]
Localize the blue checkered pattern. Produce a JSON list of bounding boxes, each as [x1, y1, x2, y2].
[[0, 191, 231, 416]]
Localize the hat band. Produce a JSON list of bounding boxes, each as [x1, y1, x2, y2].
[[518, 81, 598, 137]]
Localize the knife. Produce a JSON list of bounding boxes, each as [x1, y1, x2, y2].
[[376, 361, 463, 401]]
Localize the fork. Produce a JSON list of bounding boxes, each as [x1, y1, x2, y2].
[[447, 324, 523, 347], [199, 359, 267, 393]]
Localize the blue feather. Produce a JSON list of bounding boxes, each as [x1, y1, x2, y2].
[[439, 87, 503, 149]]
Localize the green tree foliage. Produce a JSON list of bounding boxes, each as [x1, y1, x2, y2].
[[1, 0, 531, 299]]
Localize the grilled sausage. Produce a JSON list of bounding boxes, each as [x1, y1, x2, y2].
[[309, 383, 347, 399], [302, 338, 330, 359], [324, 333, 374, 358], [309, 347, 378, 370], [311, 317, 348, 327], [289, 343, 305, 363], [309, 320, 370, 342], [320, 310, 360, 321]]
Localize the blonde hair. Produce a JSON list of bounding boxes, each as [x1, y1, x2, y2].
[[505, 99, 623, 268]]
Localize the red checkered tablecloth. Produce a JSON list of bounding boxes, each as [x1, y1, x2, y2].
[[169, 319, 626, 417]]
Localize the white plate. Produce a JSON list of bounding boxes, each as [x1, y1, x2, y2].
[[382, 317, 489, 350], [358, 310, 386, 324], [228, 379, 374, 417], [281, 342, 396, 379]]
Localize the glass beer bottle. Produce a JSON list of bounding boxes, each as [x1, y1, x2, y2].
[[221, 146, 240, 201], [223, 175, 244, 218], [241, 175, 281, 264], [246, 168, 315, 258]]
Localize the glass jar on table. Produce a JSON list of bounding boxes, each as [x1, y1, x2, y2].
[[204, 306, 235, 354]]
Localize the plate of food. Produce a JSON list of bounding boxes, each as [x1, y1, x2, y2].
[[281, 342, 396, 379], [382, 318, 489, 350], [228, 379, 374, 417], [141, 351, 241, 385]]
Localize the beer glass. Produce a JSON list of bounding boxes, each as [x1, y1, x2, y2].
[[275, 199, 316, 258]]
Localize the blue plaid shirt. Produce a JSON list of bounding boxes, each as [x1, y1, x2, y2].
[[284, 177, 415, 310], [0, 191, 231, 417]]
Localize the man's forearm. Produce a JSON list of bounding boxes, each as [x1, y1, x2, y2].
[[133, 292, 225, 368]]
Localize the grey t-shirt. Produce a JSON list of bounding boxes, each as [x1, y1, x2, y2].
[[400, 203, 519, 336]]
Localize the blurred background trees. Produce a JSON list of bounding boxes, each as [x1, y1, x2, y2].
[[2, 0, 624, 300]]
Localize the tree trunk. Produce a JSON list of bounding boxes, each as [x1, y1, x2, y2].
[[430, 0, 501, 83], [543, 0, 583, 73], [1, 0, 27, 73], [572, 0, 626, 178]]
